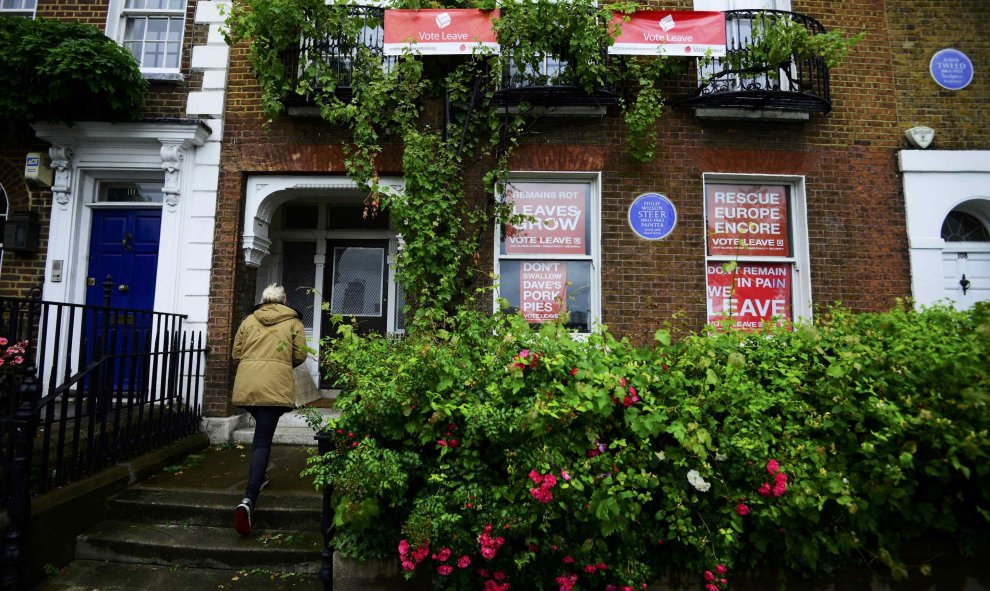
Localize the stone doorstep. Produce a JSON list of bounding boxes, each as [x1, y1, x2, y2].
[[202, 408, 339, 446]]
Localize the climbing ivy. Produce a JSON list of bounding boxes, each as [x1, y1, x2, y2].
[[224, 0, 861, 328], [0, 17, 146, 132]]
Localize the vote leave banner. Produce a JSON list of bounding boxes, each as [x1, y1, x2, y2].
[[706, 262, 792, 330], [608, 11, 726, 57], [384, 9, 500, 55], [706, 184, 790, 257], [503, 182, 588, 256], [519, 261, 567, 324]]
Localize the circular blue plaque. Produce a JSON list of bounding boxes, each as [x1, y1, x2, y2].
[[628, 193, 677, 240], [930, 49, 973, 90]]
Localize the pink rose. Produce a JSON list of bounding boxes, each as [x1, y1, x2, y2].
[[457, 555, 471, 568], [757, 482, 772, 497], [401, 560, 416, 571], [716, 564, 727, 575], [571, 367, 579, 376], [704, 570, 716, 582], [735, 503, 750, 516], [767, 459, 780, 474], [437, 565, 453, 576]]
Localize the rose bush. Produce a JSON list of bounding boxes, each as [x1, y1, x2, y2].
[[306, 301, 990, 589], [0, 337, 29, 374]]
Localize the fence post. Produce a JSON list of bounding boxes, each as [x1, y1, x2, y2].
[[0, 364, 41, 591], [315, 432, 334, 591]]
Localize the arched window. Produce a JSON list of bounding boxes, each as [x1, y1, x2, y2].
[[941, 210, 990, 242]]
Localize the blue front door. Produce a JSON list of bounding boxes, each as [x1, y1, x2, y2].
[[86, 209, 161, 309], [84, 209, 162, 392]]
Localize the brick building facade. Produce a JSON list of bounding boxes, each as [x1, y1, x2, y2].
[[1, 1, 987, 439], [203, 0, 976, 429]]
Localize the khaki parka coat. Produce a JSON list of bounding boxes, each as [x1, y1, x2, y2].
[[231, 303, 307, 408]]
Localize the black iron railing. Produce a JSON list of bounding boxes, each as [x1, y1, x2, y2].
[[678, 10, 831, 113], [493, 49, 619, 108], [0, 294, 206, 588], [284, 5, 397, 104]]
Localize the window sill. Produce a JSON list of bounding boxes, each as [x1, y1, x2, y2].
[[143, 72, 185, 84], [693, 108, 810, 122]]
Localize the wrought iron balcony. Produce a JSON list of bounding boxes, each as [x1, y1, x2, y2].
[[283, 5, 617, 110], [677, 10, 831, 114], [493, 51, 619, 109], [283, 5, 396, 105]]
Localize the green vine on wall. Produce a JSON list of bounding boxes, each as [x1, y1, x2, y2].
[[224, 0, 861, 329]]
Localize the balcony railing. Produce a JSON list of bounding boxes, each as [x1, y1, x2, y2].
[[283, 5, 397, 104], [284, 5, 618, 110], [493, 50, 619, 109], [677, 10, 831, 114]]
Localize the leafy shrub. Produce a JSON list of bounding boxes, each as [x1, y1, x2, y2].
[[0, 16, 146, 129], [306, 302, 990, 589]]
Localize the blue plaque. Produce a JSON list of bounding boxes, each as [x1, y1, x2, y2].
[[628, 193, 677, 240], [930, 49, 973, 91]]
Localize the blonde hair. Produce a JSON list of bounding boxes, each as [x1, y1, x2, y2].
[[261, 283, 287, 304]]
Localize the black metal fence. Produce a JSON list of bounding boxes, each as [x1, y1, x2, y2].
[[0, 295, 207, 589]]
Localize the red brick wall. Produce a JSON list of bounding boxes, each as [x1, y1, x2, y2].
[[0, 124, 52, 299], [884, 0, 990, 148]]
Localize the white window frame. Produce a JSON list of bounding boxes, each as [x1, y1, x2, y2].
[[106, 0, 186, 75], [493, 172, 602, 334], [703, 173, 812, 327], [0, 0, 36, 18]]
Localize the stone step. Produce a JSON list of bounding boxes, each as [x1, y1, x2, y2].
[[31, 559, 325, 591], [233, 408, 339, 446], [75, 520, 324, 573], [233, 426, 324, 446], [109, 488, 322, 531]]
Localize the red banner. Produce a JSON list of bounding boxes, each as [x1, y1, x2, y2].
[[503, 182, 588, 256], [520, 261, 567, 324], [707, 262, 792, 330], [706, 184, 790, 257], [384, 9, 499, 55], [609, 11, 726, 57]]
